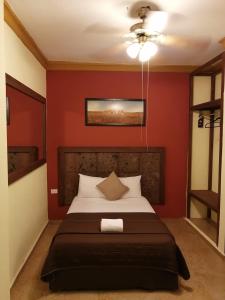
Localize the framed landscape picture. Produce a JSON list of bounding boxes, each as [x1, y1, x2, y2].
[[85, 98, 146, 126]]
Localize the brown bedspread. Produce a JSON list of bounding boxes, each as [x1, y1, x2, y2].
[[41, 213, 190, 282]]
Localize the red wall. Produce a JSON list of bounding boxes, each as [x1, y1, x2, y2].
[[47, 71, 189, 219]]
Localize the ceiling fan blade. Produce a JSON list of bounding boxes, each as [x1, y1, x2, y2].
[[90, 43, 128, 61], [143, 11, 185, 33], [124, 32, 137, 39], [144, 11, 169, 33], [84, 22, 125, 35], [159, 35, 211, 50]]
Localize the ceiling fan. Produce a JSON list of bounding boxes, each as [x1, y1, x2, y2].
[[124, 3, 210, 63], [125, 5, 167, 62], [86, 1, 211, 63]]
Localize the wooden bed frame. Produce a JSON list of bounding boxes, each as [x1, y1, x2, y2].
[[58, 147, 165, 206]]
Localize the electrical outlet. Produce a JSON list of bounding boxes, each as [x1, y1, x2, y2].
[[51, 189, 58, 194]]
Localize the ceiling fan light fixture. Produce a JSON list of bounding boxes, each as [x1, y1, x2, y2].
[[138, 42, 158, 62], [126, 42, 141, 59]]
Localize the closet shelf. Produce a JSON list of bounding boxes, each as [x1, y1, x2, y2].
[[189, 190, 219, 212], [191, 99, 221, 111]]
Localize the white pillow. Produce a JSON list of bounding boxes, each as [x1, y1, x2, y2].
[[119, 175, 142, 198], [77, 174, 105, 198], [77, 173, 142, 199]]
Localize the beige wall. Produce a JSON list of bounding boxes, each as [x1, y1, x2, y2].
[[9, 165, 48, 282], [4, 23, 46, 96], [193, 76, 211, 105], [191, 111, 209, 190], [215, 73, 222, 100], [4, 23, 48, 284], [190, 197, 207, 218], [0, 1, 10, 299]]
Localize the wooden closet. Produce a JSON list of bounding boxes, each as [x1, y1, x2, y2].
[[187, 53, 224, 248]]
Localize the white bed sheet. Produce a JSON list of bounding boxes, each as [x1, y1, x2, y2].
[[67, 196, 155, 214]]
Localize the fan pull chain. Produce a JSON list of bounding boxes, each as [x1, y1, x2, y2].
[[145, 59, 150, 151], [140, 60, 144, 142]]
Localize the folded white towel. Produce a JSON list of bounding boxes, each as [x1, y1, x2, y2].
[[101, 218, 123, 232]]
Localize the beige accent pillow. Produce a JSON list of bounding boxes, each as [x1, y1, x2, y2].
[[97, 171, 129, 200]]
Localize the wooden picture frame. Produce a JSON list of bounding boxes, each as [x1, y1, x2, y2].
[[6, 96, 10, 125], [85, 98, 146, 126]]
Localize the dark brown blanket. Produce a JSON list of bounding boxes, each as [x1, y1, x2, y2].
[[41, 213, 190, 282]]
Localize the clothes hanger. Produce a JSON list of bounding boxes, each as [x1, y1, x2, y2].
[[205, 116, 221, 128]]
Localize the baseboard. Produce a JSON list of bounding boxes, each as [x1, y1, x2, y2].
[[10, 220, 48, 287], [184, 218, 225, 257]]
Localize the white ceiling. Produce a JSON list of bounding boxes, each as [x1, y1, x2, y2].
[[7, 0, 225, 65]]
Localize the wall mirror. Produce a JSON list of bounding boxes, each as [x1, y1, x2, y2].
[[6, 74, 46, 184]]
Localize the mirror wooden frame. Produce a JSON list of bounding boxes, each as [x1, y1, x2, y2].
[[6, 74, 46, 184]]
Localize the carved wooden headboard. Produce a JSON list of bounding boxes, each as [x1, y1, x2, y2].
[[58, 147, 165, 206]]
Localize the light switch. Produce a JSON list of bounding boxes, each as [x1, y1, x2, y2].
[[51, 189, 58, 194]]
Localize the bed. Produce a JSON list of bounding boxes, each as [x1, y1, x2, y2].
[[41, 147, 190, 291]]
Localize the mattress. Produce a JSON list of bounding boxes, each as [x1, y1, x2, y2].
[[67, 196, 155, 213]]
